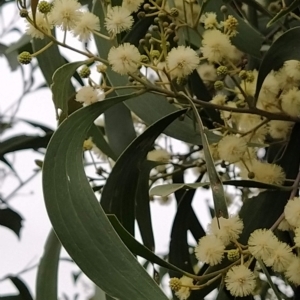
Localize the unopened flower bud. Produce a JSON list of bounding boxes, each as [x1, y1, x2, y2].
[[150, 50, 160, 59], [140, 55, 149, 63], [239, 70, 247, 80], [227, 249, 240, 261], [214, 80, 224, 90], [248, 171, 255, 179], [38, 1, 52, 14], [19, 9, 28, 18], [79, 65, 91, 78], [96, 63, 107, 73], [170, 7, 179, 17], [137, 11, 145, 19], [18, 51, 32, 64], [217, 66, 228, 76]]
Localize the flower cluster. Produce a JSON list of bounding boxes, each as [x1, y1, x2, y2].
[[170, 199, 300, 299]]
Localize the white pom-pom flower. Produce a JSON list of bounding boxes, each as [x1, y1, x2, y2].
[[248, 229, 279, 261], [264, 241, 293, 272], [108, 43, 141, 75], [73, 11, 100, 41], [284, 197, 300, 227], [208, 216, 244, 246], [201, 29, 235, 63], [285, 257, 300, 285], [105, 6, 133, 35], [25, 12, 52, 39], [281, 87, 300, 117], [166, 46, 200, 78], [195, 235, 225, 265], [225, 265, 256, 297], [75, 86, 105, 105], [50, 0, 81, 31], [217, 135, 247, 163]]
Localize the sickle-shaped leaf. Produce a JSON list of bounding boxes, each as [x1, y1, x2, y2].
[[43, 94, 171, 300], [0, 208, 23, 238], [100, 108, 187, 235], [51, 59, 93, 119], [36, 229, 61, 300]]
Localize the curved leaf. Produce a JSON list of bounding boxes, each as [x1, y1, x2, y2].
[[51, 59, 93, 119], [43, 94, 169, 300], [36, 229, 61, 300], [107, 215, 193, 275], [0, 208, 23, 238], [150, 180, 289, 197], [100, 108, 187, 235], [6, 277, 33, 300]]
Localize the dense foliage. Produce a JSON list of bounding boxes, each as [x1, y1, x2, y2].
[[2, 0, 300, 299]]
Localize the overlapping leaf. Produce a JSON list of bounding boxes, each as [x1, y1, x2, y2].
[[43, 94, 177, 300]]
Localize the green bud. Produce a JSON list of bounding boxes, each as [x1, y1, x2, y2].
[[227, 249, 240, 261], [38, 1, 52, 14], [248, 171, 255, 179], [19, 9, 28, 18], [239, 70, 247, 80], [18, 51, 32, 64], [79, 65, 91, 78], [214, 80, 224, 90], [140, 55, 149, 63], [169, 7, 179, 17], [150, 50, 160, 59], [216, 66, 228, 76]]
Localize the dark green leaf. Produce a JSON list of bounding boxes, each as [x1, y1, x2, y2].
[[32, 36, 75, 109], [150, 180, 289, 197], [100, 108, 187, 235], [0, 208, 23, 238], [87, 124, 117, 161], [0, 133, 52, 157], [135, 161, 157, 251], [104, 102, 136, 157], [51, 59, 93, 119], [107, 215, 191, 275], [6, 277, 33, 300], [36, 229, 61, 300], [43, 94, 169, 300]]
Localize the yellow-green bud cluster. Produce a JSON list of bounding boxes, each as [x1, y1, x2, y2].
[[169, 7, 179, 17], [79, 65, 91, 78], [150, 50, 160, 59], [38, 1, 52, 14], [214, 80, 224, 90], [239, 70, 248, 80], [217, 66, 228, 76], [140, 55, 149, 63], [18, 51, 32, 64], [227, 249, 240, 261]]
